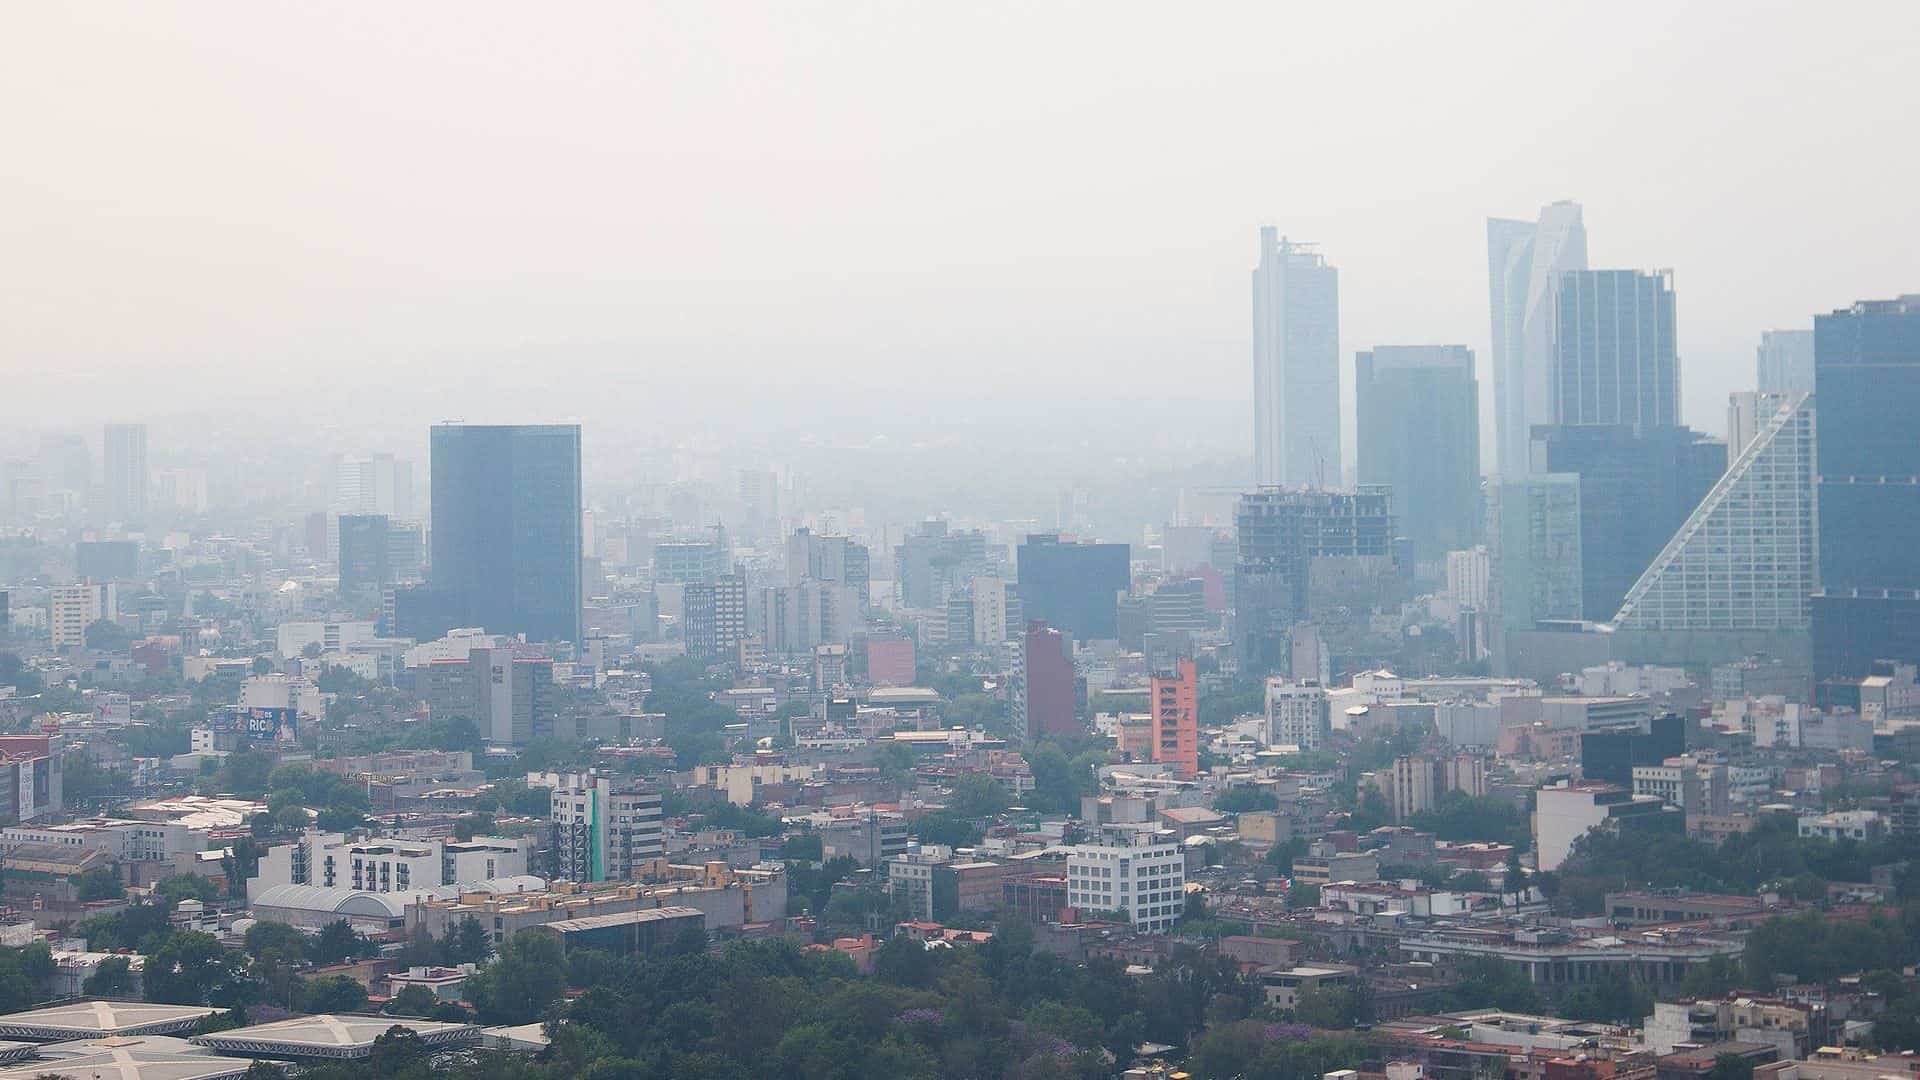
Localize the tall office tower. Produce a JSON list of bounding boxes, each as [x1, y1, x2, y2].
[[337, 514, 390, 598], [429, 423, 583, 644], [685, 572, 747, 663], [1010, 621, 1078, 745], [1252, 228, 1340, 488], [1232, 488, 1395, 671], [50, 583, 116, 650], [896, 520, 991, 608], [1550, 269, 1680, 429], [1488, 201, 1588, 477], [754, 580, 855, 655], [1016, 534, 1130, 642], [333, 454, 414, 519], [1486, 475, 1583, 631], [387, 521, 424, 583], [1531, 425, 1724, 622], [1355, 345, 1481, 567], [1757, 329, 1815, 394], [1812, 296, 1920, 687], [102, 424, 149, 522], [970, 576, 1010, 646], [1614, 394, 1816, 634], [1150, 657, 1198, 779], [786, 528, 871, 604]]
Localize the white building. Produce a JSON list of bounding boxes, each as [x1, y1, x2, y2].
[[1065, 827, 1186, 933], [542, 773, 664, 883], [247, 830, 533, 901], [1446, 547, 1491, 610], [403, 628, 517, 669], [1533, 781, 1672, 871], [971, 576, 1009, 646], [240, 674, 326, 722], [1798, 811, 1884, 843], [1264, 679, 1329, 751], [275, 620, 378, 660], [50, 583, 116, 650]]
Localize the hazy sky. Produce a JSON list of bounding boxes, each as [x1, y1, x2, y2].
[[5, 3, 1917, 466]]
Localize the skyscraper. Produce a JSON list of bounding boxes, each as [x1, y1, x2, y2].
[[1016, 534, 1129, 642], [1355, 345, 1481, 567], [1550, 269, 1680, 429], [429, 423, 583, 644], [1010, 621, 1078, 745], [102, 423, 148, 522], [1757, 329, 1815, 395], [1812, 295, 1920, 687], [1252, 228, 1340, 488], [1486, 474, 1583, 631], [1232, 488, 1395, 671], [1531, 425, 1723, 622], [1150, 658, 1198, 780], [1614, 393, 1815, 634], [1488, 201, 1588, 477], [337, 514, 391, 598]]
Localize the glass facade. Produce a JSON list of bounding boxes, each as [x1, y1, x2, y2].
[[1552, 269, 1679, 429], [1486, 474, 1582, 630], [1015, 534, 1129, 642], [1355, 345, 1481, 568], [429, 423, 582, 644], [1812, 295, 1920, 685]]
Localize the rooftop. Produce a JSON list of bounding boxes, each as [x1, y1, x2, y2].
[[190, 1015, 480, 1059], [0, 1035, 248, 1080], [0, 1001, 221, 1042]]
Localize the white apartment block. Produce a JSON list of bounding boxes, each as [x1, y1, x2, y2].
[[50, 584, 116, 650], [1065, 828, 1186, 933], [275, 620, 379, 660], [1446, 547, 1490, 610], [1264, 678, 1329, 751]]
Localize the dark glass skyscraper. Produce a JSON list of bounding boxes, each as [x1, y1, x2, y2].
[[429, 423, 582, 644], [1531, 425, 1722, 623], [337, 514, 391, 598], [1015, 534, 1129, 642], [1551, 269, 1679, 429], [1355, 345, 1480, 568], [1812, 295, 1920, 688], [1232, 487, 1395, 672]]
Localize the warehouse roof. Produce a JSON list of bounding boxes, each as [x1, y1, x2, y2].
[[190, 1015, 479, 1060], [536, 905, 706, 933], [0, 1001, 220, 1042], [249, 884, 411, 919], [0, 1035, 249, 1080]]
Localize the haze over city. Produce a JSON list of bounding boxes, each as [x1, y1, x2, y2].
[[4, 7, 1920, 1080]]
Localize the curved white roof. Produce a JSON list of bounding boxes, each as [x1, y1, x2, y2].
[[249, 884, 410, 918]]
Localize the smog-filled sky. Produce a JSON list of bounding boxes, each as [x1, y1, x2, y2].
[[4, 2, 1916, 469]]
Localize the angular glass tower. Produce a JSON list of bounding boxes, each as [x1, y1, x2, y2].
[[1613, 393, 1815, 631], [1487, 201, 1587, 477], [429, 423, 582, 644]]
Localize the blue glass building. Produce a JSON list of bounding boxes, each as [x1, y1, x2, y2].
[[429, 423, 582, 644]]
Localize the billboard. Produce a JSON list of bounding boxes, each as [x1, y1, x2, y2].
[[244, 707, 299, 743]]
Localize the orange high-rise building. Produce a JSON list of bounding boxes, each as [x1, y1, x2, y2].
[[1151, 658, 1199, 779]]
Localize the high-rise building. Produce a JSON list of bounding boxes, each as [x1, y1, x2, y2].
[[337, 514, 391, 598], [429, 423, 582, 644], [786, 528, 870, 604], [1531, 425, 1724, 622], [1252, 228, 1340, 488], [753, 580, 857, 656], [102, 424, 149, 522], [865, 632, 916, 687], [1812, 295, 1920, 688], [1372, 752, 1488, 822], [684, 572, 747, 663], [1550, 269, 1680, 430], [1232, 488, 1394, 671], [1488, 201, 1588, 477], [1486, 474, 1583, 630], [420, 647, 555, 746], [1264, 678, 1328, 751], [1355, 345, 1481, 565], [50, 583, 115, 650], [74, 540, 139, 583], [1010, 622, 1077, 745], [970, 576, 1010, 646], [546, 774, 663, 883], [1016, 534, 1129, 643], [1446, 546, 1491, 610], [1149, 658, 1198, 780], [333, 454, 414, 520], [896, 521, 992, 609], [1613, 393, 1816, 633], [1065, 827, 1186, 933], [1757, 329, 1815, 395]]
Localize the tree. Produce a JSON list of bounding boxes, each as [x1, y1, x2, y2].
[[1214, 786, 1280, 813], [946, 773, 1010, 819], [75, 864, 125, 901], [251, 657, 274, 676], [911, 811, 983, 848], [1711, 1053, 1757, 1080], [155, 874, 221, 907], [145, 931, 251, 1006], [368, 1026, 430, 1078], [83, 954, 138, 997], [466, 932, 566, 1025], [244, 921, 310, 964], [384, 985, 442, 1017], [315, 805, 366, 833], [274, 806, 312, 833], [84, 619, 134, 652], [299, 974, 369, 1013], [446, 915, 491, 965], [309, 920, 362, 966]]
